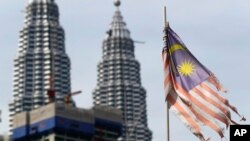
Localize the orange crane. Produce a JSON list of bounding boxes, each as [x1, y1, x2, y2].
[[46, 46, 82, 105], [47, 47, 56, 103], [64, 91, 82, 106]]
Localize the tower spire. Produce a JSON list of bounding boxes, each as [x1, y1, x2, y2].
[[106, 0, 130, 39], [29, 0, 54, 3], [28, 0, 54, 4], [114, 0, 121, 8]]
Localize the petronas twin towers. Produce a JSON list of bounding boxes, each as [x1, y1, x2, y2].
[[9, 0, 152, 140], [93, 3, 152, 141], [9, 0, 71, 128]]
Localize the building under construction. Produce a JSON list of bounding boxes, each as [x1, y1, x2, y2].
[[12, 103, 123, 141], [0, 133, 9, 141], [0, 135, 3, 141], [9, 0, 74, 133]]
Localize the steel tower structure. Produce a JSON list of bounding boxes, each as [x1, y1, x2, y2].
[[9, 0, 72, 133], [93, 1, 152, 140]]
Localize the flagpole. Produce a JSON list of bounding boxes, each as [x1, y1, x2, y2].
[[164, 6, 170, 141], [166, 103, 170, 141]]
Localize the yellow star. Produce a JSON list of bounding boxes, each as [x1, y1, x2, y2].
[[177, 61, 195, 76]]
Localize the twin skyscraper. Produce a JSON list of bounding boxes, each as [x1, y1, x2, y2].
[[9, 0, 152, 140]]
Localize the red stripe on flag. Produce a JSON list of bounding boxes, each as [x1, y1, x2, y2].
[[200, 82, 241, 117], [174, 82, 230, 127], [167, 92, 206, 140]]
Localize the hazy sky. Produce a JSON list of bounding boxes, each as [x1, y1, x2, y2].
[[0, 0, 250, 141]]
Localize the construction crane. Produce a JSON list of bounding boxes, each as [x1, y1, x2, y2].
[[64, 91, 82, 106], [133, 40, 145, 44], [47, 45, 56, 103], [45, 45, 82, 105]]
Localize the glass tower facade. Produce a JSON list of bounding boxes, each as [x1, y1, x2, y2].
[[93, 1, 152, 141], [9, 0, 72, 133]]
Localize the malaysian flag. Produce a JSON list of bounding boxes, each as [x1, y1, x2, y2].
[[162, 26, 245, 141]]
